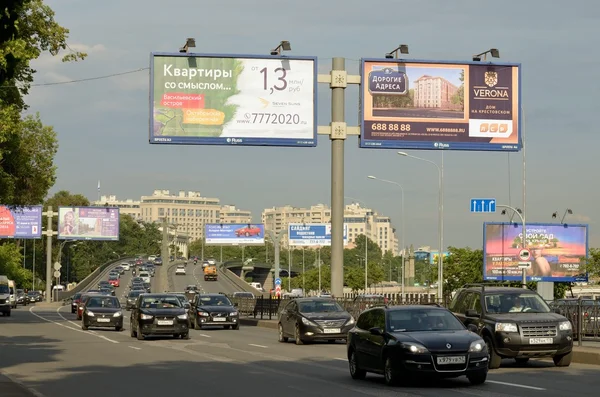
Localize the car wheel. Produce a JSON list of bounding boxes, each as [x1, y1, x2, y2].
[[484, 336, 502, 369], [181, 332, 190, 340], [136, 325, 144, 340], [384, 357, 401, 386], [71, 309, 75, 314], [467, 369, 488, 385], [115, 326, 123, 332], [224, 325, 231, 330], [194, 318, 201, 330], [327, 339, 336, 344], [295, 324, 304, 345], [278, 323, 288, 342], [232, 323, 240, 330], [349, 350, 366, 380], [82, 323, 88, 331], [5, 311, 10, 317], [515, 357, 529, 365], [553, 350, 573, 367], [130, 325, 136, 338]]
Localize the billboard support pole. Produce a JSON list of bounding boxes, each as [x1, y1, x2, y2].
[[267, 229, 287, 289], [317, 57, 360, 298], [161, 218, 169, 268], [42, 206, 58, 303], [521, 108, 529, 290]]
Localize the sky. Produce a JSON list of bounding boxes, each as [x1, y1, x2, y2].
[[25, 0, 600, 250]]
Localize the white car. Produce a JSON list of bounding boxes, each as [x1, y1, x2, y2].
[[121, 263, 131, 271], [175, 265, 186, 275], [207, 258, 216, 265], [139, 272, 151, 283]]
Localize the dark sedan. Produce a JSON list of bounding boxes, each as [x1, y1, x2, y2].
[[130, 294, 189, 340], [81, 295, 124, 331], [347, 305, 488, 386], [71, 293, 82, 313], [27, 291, 42, 303], [125, 290, 145, 310], [191, 293, 240, 330], [278, 298, 354, 344]]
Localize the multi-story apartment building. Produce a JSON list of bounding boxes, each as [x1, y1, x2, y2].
[[93, 195, 141, 220], [139, 190, 221, 241], [261, 203, 399, 255], [413, 75, 460, 110], [220, 205, 252, 224]]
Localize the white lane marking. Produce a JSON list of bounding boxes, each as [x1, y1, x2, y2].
[[56, 305, 85, 329], [29, 306, 120, 344], [0, 370, 48, 397], [333, 358, 347, 361], [197, 333, 211, 338], [128, 346, 142, 350], [487, 380, 546, 391], [248, 343, 268, 349]]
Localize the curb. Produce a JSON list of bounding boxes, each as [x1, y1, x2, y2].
[[0, 370, 46, 397], [572, 347, 600, 366], [239, 318, 278, 330]]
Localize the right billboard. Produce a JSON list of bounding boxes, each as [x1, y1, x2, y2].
[[360, 59, 521, 151], [483, 222, 589, 282]]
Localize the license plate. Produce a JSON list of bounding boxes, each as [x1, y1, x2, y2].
[[97, 318, 111, 323], [529, 338, 553, 344], [437, 356, 466, 365], [157, 320, 173, 325], [213, 317, 226, 322], [323, 328, 341, 334]]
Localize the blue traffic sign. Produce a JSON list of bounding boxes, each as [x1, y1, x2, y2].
[[470, 198, 496, 213], [274, 278, 282, 286]]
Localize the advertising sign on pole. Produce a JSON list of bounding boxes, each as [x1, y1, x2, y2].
[[57, 207, 120, 241], [205, 223, 265, 245], [150, 53, 318, 147], [360, 59, 522, 152], [483, 222, 589, 282], [0, 205, 42, 239], [288, 223, 348, 247]]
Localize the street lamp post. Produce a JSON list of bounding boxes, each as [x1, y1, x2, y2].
[[367, 175, 406, 296], [398, 151, 444, 302], [499, 205, 528, 288]]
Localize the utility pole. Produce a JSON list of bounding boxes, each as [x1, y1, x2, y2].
[[42, 206, 58, 303], [267, 228, 288, 295]]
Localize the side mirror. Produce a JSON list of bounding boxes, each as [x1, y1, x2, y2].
[[369, 327, 384, 336], [467, 324, 479, 333], [184, 303, 191, 310], [465, 309, 479, 318]]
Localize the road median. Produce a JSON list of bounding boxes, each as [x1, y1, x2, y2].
[[572, 346, 600, 366], [239, 317, 278, 330]]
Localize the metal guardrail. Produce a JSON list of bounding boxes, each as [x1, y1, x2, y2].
[[549, 298, 600, 343], [57, 257, 132, 301]]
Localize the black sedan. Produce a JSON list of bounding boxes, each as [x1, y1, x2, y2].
[[130, 294, 189, 340], [191, 293, 239, 330], [278, 298, 354, 344], [125, 290, 145, 310], [81, 295, 124, 331], [347, 305, 488, 386]]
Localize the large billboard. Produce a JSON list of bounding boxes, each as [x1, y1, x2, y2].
[[288, 223, 349, 246], [58, 207, 120, 241], [360, 59, 521, 151], [205, 223, 265, 245], [150, 53, 317, 147], [483, 222, 588, 282], [0, 205, 42, 239]]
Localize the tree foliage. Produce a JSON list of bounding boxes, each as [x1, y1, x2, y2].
[[0, 242, 33, 288]]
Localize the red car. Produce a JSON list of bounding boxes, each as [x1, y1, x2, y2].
[[235, 226, 261, 237], [108, 278, 120, 288]]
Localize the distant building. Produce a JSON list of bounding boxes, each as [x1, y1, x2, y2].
[[93, 195, 141, 220], [220, 205, 252, 224], [413, 75, 460, 110]]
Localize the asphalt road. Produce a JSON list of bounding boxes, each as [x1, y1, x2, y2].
[[2, 267, 599, 397], [168, 262, 241, 295]]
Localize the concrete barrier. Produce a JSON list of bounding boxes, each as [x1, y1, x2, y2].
[[57, 257, 133, 300], [239, 318, 278, 330]]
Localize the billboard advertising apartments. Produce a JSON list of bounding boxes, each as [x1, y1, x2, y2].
[[483, 222, 588, 282], [288, 223, 349, 247], [0, 205, 42, 239], [150, 53, 317, 147], [58, 207, 120, 241], [205, 223, 265, 245], [360, 59, 521, 152]]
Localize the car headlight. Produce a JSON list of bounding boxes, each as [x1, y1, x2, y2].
[[113, 311, 123, 317], [346, 316, 355, 325], [229, 311, 238, 316], [87, 311, 95, 317], [495, 323, 518, 333], [198, 311, 209, 317], [140, 314, 153, 320], [469, 340, 485, 352], [177, 314, 188, 320], [559, 321, 572, 331], [301, 317, 317, 326], [401, 342, 429, 354]]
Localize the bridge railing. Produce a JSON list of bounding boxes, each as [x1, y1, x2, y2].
[[549, 298, 600, 343]]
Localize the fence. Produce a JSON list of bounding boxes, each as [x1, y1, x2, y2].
[[549, 298, 600, 343]]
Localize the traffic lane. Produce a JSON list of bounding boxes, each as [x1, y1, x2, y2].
[[169, 262, 207, 293], [0, 309, 566, 397]]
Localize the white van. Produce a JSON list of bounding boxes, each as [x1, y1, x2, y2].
[[8, 280, 17, 308], [0, 275, 11, 316], [139, 271, 151, 284]]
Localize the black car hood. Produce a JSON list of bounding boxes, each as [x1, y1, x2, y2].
[[392, 330, 478, 351], [487, 312, 566, 323], [197, 305, 236, 312], [140, 308, 185, 316], [300, 312, 350, 320], [86, 307, 122, 314]]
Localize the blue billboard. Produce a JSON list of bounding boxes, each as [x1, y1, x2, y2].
[[0, 205, 42, 239], [288, 223, 348, 246], [205, 223, 265, 245]]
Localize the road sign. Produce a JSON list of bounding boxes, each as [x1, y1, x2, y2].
[[274, 278, 282, 286], [275, 285, 281, 297], [518, 262, 531, 269], [519, 249, 531, 261], [53, 262, 62, 271], [470, 198, 496, 213], [53, 270, 61, 278]]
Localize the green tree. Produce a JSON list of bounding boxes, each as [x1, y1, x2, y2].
[[0, 243, 33, 288], [44, 190, 90, 209], [450, 70, 464, 107], [581, 248, 600, 279], [443, 246, 484, 298]]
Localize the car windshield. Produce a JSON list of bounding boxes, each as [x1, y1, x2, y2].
[[139, 273, 149, 277], [73, 293, 81, 299], [140, 296, 182, 309], [109, 276, 118, 280], [298, 300, 345, 313], [128, 291, 143, 298], [86, 297, 120, 308], [186, 286, 198, 291], [387, 309, 465, 332], [0, 285, 9, 293], [198, 295, 232, 306], [485, 293, 551, 314]]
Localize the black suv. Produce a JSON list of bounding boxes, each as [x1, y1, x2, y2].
[[190, 293, 240, 330], [449, 284, 573, 369]]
